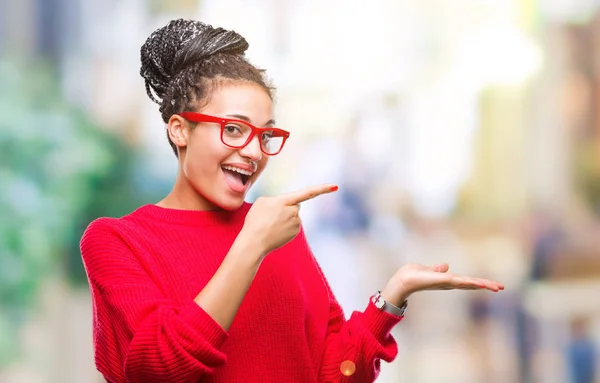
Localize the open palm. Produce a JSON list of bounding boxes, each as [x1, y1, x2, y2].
[[385, 263, 504, 304]]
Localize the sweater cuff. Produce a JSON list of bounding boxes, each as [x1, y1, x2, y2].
[[179, 300, 229, 349], [359, 300, 404, 340]]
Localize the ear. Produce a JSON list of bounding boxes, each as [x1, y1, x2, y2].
[[167, 114, 189, 149]]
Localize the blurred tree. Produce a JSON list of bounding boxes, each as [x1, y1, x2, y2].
[[574, 140, 600, 215], [0, 57, 149, 367]]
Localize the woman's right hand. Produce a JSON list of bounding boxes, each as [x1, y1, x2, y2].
[[239, 184, 338, 257]]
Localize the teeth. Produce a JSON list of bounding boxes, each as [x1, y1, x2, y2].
[[222, 165, 253, 176]]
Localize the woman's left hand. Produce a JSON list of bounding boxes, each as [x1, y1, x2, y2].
[[381, 263, 504, 306]]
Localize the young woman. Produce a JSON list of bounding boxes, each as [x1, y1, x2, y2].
[[80, 19, 504, 383]]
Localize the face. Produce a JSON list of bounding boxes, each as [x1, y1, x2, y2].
[[167, 82, 274, 211]]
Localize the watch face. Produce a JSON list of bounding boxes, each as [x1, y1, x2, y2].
[[372, 293, 385, 309]]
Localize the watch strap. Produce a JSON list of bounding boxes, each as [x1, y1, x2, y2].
[[371, 291, 407, 317]]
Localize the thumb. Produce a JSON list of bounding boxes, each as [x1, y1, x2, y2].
[[431, 263, 449, 273]]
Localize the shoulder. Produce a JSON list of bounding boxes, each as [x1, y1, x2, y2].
[[80, 217, 129, 261], [81, 216, 127, 244], [81, 206, 150, 245], [79, 214, 150, 282], [79, 209, 149, 262]]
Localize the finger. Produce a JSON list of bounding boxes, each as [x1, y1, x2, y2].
[[431, 263, 449, 273], [461, 277, 504, 292], [283, 184, 338, 206], [289, 204, 300, 217], [469, 278, 496, 291], [450, 276, 490, 290], [470, 277, 505, 292], [488, 280, 505, 291]]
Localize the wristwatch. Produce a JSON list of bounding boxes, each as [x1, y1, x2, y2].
[[371, 291, 408, 317]]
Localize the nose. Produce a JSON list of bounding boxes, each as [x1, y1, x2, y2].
[[238, 134, 263, 162]]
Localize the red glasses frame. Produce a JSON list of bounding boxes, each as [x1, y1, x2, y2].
[[178, 112, 290, 156]]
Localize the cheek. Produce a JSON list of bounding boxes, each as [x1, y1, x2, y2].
[[182, 137, 227, 184], [182, 152, 209, 181]]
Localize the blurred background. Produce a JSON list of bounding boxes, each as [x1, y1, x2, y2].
[[1, 0, 600, 382]]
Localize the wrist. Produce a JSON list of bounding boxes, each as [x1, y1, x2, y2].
[[233, 230, 267, 263], [380, 281, 411, 307]]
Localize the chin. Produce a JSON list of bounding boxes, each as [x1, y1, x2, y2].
[[212, 194, 247, 211], [212, 178, 255, 211], [191, 178, 250, 211]]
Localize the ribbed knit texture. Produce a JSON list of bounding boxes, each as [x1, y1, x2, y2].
[[80, 202, 402, 383]]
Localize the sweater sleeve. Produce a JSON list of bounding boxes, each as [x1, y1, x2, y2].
[[305, 237, 402, 382], [80, 218, 229, 383], [319, 296, 402, 382]]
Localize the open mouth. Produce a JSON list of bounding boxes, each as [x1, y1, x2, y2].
[[222, 165, 252, 186]]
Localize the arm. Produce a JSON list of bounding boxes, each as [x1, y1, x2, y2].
[[306, 245, 401, 383], [194, 232, 263, 331], [81, 218, 264, 383], [306, 232, 504, 383]]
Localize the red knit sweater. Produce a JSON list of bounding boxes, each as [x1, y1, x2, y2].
[[80, 202, 402, 383]]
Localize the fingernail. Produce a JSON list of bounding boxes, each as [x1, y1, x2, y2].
[[330, 186, 339, 192]]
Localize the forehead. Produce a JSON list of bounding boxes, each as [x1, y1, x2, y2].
[[199, 82, 273, 123]]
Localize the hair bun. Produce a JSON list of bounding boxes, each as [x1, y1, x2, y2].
[[140, 19, 249, 104]]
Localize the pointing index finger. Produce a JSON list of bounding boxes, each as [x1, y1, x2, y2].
[[283, 184, 338, 205]]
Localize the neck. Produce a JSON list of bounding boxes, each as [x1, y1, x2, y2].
[[157, 171, 220, 211]]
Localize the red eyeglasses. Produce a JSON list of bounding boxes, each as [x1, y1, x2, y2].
[[177, 112, 290, 156]]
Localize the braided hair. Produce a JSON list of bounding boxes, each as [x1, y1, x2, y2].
[[140, 19, 274, 155]]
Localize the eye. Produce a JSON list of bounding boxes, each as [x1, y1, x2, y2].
[[224, 124, 243, 135], [261, 131, 273, 143]]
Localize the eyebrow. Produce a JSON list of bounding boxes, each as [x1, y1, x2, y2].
[[226, 114, 276, 126]]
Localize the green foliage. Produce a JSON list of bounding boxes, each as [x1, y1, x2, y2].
[[0, 57, 151, 366]]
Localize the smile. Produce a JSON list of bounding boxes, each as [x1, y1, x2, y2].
[[221, 165, 255, 187], [221, 165, 254, 185]]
